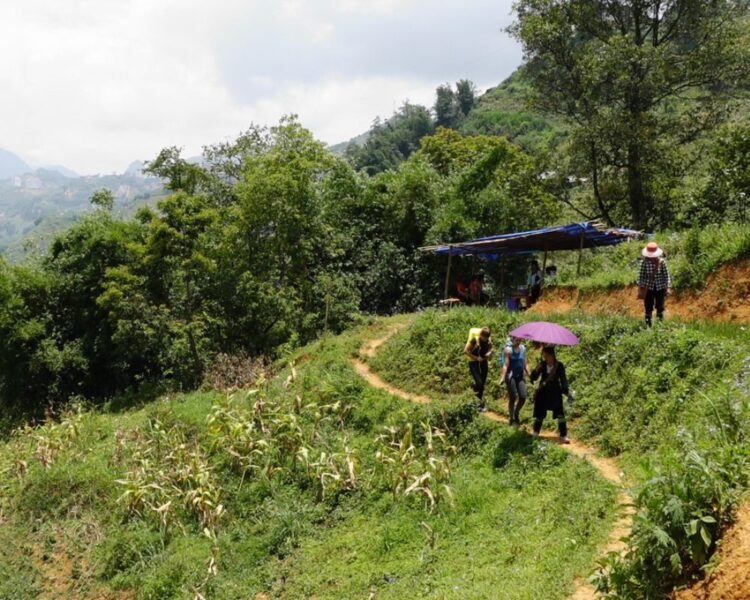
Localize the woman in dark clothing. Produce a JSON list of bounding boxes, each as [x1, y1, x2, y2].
[[530, 346, 571, 443]]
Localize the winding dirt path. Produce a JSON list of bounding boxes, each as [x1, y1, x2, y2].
[[352, 325, 633, 600]]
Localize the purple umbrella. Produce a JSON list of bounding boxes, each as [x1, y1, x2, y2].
[[508, 321, 580, 346]]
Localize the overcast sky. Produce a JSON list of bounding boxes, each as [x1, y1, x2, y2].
[[1, 0, 521, 175]]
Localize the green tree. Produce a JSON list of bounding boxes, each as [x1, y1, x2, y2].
[[510, 0, 750, 229], [144, 146, 210, 195], [697, 123, 750, 223], [434, 84, 459, 128], [455, 79, 477, 116], [347, 104, 435, 175], [90, 188, 115, 211]]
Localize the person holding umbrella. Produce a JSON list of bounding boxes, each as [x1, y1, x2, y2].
[[464, 326, 493, 411], [508, 321, 578, 443], [530, 346, 571, 443]]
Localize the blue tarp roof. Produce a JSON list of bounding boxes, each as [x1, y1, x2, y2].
[[420, 221, 641, 259]]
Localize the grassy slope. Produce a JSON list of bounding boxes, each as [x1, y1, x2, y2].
[[459, 70, 568, 154], [536, 222, 750, 292], [370, 307, 750, 595], [0, 316, 616, 600]]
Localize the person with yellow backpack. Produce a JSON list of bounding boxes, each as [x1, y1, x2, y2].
[[464, 326, 493, 411]]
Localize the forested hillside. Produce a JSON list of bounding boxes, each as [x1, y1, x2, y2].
[[0, 168, 164, 258], [0, 120, 561, 422], [2, 2, 750, 598]]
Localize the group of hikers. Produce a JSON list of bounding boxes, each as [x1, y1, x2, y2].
[[464, 326, 572, 443], [461, 241, 673, 442]]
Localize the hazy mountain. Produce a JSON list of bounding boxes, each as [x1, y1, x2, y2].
[[41, 164, 78, 178], [329, 131, 369, 156], [0, 170, 165, 260], [0, 148, 31, 179], [125, 160, 146, 176]]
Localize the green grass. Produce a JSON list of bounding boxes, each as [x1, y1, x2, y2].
[[370, 307, 750, 597], [548, 222, 750, 292], [0, 315, 617, 599]]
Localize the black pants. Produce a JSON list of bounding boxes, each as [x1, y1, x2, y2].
[[469, 360, 488, 403], [529, 284, 541, 306], [533, 395, 567, 437], [506, 376, 527, 423], [644, 289, 666, 325]]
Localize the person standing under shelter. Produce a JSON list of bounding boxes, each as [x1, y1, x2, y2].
[[637, 242, 672, 326], [530, 346, 571, 443], [527, 261, 543, 306], [499, 336, 530, 426], [464, 326, 493, 411]]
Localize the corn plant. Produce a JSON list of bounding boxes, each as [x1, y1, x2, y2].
[[296, 441, 358, 501], [116, 417, 225, 539], [374, 422, 456, 513]]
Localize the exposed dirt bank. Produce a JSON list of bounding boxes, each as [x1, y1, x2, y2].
[[529, 259, 750, 323]]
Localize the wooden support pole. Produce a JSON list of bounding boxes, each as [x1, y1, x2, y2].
[[541, 249, 548, 286], [576, 232, 585, 276], [499, 257, 505, 303], [443, 250, 453, 300]]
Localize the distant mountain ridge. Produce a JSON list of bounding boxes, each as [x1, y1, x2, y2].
[[0, 149, 30, 179], [0, 148, 80, 180]]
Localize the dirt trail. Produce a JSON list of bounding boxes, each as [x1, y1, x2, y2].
[[352, 325, 633, 600], [529, 258, 750, 323]]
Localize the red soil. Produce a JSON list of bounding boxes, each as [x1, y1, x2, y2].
[[529, 259, 750, 323], [673, 502, 750, 600]]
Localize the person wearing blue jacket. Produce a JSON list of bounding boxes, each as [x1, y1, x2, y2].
[[499, 337, 530, 426]]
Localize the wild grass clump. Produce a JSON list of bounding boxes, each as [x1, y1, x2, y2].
[[374, 422, 456, 512]]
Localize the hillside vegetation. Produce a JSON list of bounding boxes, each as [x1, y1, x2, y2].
[[0, 316, 617, 600], [535, 222, 750, 292], [0, 309, 747, 598], [370, 308, 750, 598]]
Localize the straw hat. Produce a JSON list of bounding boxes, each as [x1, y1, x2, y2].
[[641, 242, 664, 258]]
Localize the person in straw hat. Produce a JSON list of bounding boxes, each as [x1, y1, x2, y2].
[[637, 242, 672, 326]]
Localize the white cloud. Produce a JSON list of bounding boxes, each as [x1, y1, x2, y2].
[[0, 0, 520, 174]]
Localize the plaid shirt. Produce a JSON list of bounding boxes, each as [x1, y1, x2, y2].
[[637, 258, 672, 291]]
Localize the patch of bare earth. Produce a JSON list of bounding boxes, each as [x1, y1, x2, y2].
[[29, 524, 134, 600], [673, 503, 750, 600], [352, 328, 633, 600], [529, 258, 750, 323]]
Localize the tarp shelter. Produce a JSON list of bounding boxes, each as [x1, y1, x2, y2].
[[420, 221, 641, 299]]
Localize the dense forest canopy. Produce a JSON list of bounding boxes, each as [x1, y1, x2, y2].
[[1, 1, 750, 419], [0, 119, 558, 415]]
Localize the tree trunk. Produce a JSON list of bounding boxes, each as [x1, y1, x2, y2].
[[590, 141, 614, 226], [627, 143, 649, 230], [187, 326, 203, 377]]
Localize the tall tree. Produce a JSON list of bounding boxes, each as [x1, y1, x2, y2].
[[434, 84, 459, 128], [510, 0, 750, 229], [455, 79, 477, 116]]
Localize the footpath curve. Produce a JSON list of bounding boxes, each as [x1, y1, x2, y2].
[[352, 325, 633, 600]]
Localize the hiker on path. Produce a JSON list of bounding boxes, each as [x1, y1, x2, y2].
[[464, 326, 493, 411], [499, 336, 530, 426], [527, 261, 543, 307], [637, 242, 672, 326], [530, 346, 571, 443]]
